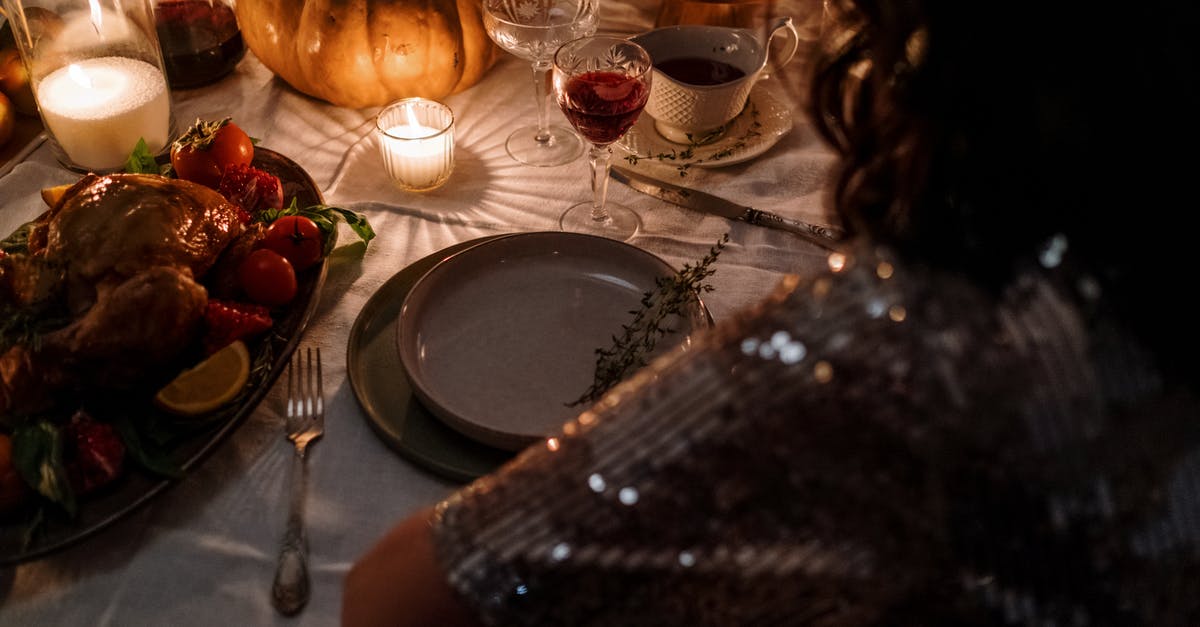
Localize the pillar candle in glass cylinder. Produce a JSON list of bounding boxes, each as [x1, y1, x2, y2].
[[1, 0, 174, 172], [37, 57, 171, 171], [376, 98, 455, 192]]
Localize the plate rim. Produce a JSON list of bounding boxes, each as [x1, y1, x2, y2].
[[346, 235, 514, 482], [395, 231, 713, 452]]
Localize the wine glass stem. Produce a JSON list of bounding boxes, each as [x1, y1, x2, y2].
[[587, 145, 612, 222], [531, 60, 553, 144]]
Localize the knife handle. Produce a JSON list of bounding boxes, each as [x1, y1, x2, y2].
[[743, 209, 846, 244]]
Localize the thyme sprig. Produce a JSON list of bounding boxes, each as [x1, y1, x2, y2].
[[570, 234, 729, 406], [623, 102, 764, 177]]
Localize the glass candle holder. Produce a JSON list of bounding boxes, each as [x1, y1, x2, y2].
[[1, 0, 175, 172], [376, 98, 455, 192]]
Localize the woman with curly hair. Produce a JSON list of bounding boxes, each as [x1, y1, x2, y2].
[[343, 1, 1200, 624]]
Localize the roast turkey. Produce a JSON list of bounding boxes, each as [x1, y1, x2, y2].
[[0, 173, 243, 418]]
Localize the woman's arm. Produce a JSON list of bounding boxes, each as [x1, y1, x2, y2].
[[342, 506, 484, 627]]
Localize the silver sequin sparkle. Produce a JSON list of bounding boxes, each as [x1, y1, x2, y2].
[[551, 543, 571, 561]]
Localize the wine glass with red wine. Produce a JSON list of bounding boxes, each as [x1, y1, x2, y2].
[[482, 0, 598, 167], [552, 35, 652, 240]]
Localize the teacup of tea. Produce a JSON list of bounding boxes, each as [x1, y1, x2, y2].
[[630, 17, 798, 144]]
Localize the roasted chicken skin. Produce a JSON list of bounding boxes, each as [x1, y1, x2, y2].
[[1, 173, 243, 418]]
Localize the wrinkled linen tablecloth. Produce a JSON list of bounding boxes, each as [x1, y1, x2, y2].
[[0, 2, 834, 625]]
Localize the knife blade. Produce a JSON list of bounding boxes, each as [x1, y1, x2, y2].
[[610, 166, 845, 249]]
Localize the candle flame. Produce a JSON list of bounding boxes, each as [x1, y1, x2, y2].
[[89, 0, 104, 32], [68, 64, 94, 89]]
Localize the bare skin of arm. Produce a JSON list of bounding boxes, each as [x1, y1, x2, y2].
[[342, 506, 485, 627]]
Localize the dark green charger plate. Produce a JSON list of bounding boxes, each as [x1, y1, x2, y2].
[[347, 236, 513, 483]]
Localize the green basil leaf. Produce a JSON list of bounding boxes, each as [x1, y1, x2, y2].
[[124, 138, 159, 174], [0, 221, 35, 255], [111, 414, 182, 479], [254, 201, 375, 250], [12, 420, 76, 517]]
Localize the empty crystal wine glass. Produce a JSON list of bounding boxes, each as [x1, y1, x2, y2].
[[552, 35, 652, 240], [483, 0, 599, 167]]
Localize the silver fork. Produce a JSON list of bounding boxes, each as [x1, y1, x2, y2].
[[272, 347, 324, 615]]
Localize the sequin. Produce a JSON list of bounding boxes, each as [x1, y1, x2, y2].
[[780, 341, 806, 364], [431, 243, 1199, 626], [551, 543, 571, 561], [1039, 234, 1068, 268]]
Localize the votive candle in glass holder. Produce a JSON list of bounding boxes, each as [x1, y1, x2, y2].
[[1, 0, 174, 173], [376, 98, 455, 192]]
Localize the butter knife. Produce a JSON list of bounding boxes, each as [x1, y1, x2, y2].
[[610, 166, 846, 248]]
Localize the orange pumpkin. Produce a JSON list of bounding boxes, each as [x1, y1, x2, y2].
[[236, 0, 500, 108]]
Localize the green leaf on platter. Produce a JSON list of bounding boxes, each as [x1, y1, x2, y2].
[[124, 138, 159, 174], [256, 198, 376, 252], [0, 221, 34, 255], [111, 414, 183, 479], [11, 420, 76, 517]]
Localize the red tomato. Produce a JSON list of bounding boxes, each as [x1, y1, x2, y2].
[[261, 216, 324, 271], [237, 249, 297, 306], [170, 119, 254, 188]]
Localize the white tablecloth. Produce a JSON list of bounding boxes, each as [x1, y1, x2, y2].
[[0, 2, 834, 624]]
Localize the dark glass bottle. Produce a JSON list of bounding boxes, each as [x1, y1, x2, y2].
[[155, 0, 246, 89]]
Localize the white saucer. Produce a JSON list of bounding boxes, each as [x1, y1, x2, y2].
[[396, 232, 711, 452], [616, 82, 792, 171]]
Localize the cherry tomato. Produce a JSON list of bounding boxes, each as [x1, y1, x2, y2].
[[261, 216, 324, 271], [237, 249, 297, 306], [170, 119, 254, 188]]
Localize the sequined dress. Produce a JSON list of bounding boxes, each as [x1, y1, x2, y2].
[[432, 243, 1200, 626]]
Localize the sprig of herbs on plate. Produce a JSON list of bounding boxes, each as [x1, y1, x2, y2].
[[569, 233, 729, 407], [623, 101, 763, 176]]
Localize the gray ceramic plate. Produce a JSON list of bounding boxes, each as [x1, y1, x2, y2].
[[396, 232, 712, 452], [347, 236, 513, 482]]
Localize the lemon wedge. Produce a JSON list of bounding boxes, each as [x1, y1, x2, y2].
[[40, 183, 73, 208], [155, 341, 250, 417]]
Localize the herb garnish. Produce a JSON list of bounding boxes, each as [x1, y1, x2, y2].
[[569, 234, 729, 406], [623, 102, 764, 176], [256, 198, 376, 253], [123, 138, 170, 175]]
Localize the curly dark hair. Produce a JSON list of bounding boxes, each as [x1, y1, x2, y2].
[[807, 0, 1199, 380]]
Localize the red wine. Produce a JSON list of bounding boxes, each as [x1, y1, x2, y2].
[[655, 57, 746, 86], [155, 0, 246, 89], [560, 71, 649, 145]]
